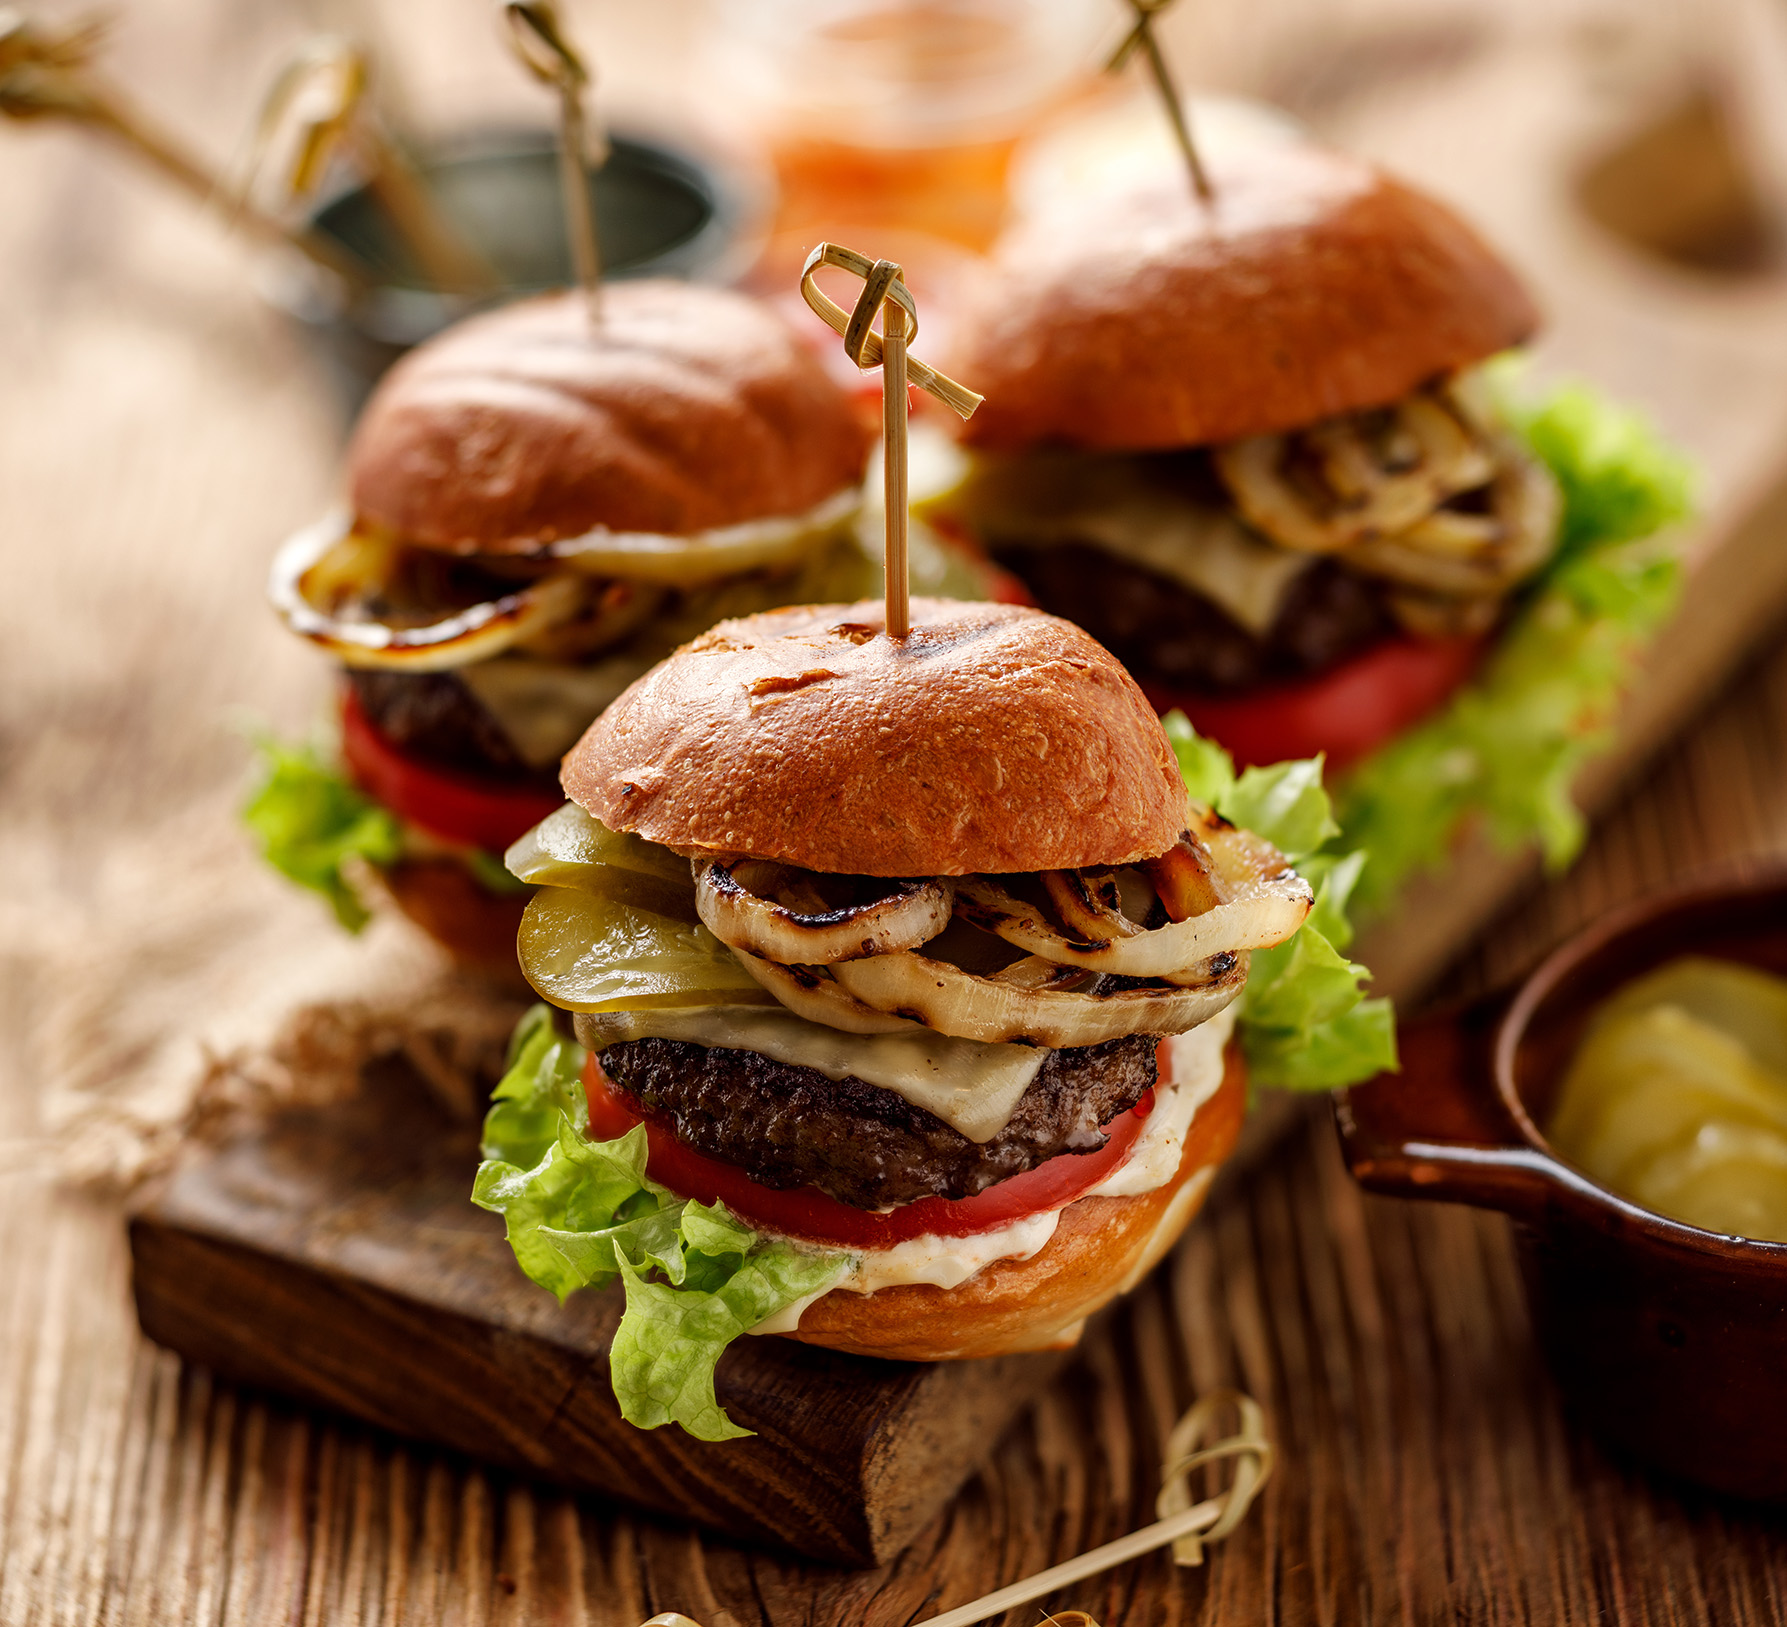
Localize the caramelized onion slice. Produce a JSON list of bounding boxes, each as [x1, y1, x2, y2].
[[728, 947, 922, 1035], [550, 488, 862, 586], [1214, 388, 1495, 554], [270, 513, 586, 673], [830, 951, 1247, 1047], [1042, 869, 1141, 943], [1347, 441, 1560, 596], [955, 853, 1308, 980], [695, 858, 954, 965]]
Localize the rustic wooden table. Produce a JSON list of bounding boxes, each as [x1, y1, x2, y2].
[[3, 1, 1785, 1621]]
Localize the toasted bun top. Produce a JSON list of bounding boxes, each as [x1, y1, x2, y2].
[[561, 598, 1189, 876], [954, 143, 1537, 453], [346, 281, 871, 554]]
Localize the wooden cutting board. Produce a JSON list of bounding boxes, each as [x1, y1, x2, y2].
[[126, 1053, 1070, 1567]]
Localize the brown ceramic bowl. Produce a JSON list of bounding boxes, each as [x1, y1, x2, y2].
[[1335, 868, 1787, 1501]]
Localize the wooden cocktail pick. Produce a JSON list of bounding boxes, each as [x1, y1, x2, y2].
[[799, 243, 983, 639], [635, 1391, 1271, 1627], [0, 7, 369, 285], [503, 0, 607, 317], [1107, 0, 1213, 201], [244, 36, 498, 296]]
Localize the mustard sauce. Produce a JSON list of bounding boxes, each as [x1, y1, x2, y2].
[[1547, 956, 1787, 1241]]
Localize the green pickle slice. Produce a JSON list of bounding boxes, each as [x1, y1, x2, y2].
[[1548, 955, 1787, 1241], [506, 803, 698, 919], [517, 885, 772, 1014]]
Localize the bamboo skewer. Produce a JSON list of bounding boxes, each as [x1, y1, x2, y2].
[[881, 284, 911, 637], [799, 242, 983, 639], [245, 36, 498, 296], [1108, 0, 1213, 202], [503, 1, 607, 319], [0, 9, 371, 287], [637, 1393, 1271, 1627]]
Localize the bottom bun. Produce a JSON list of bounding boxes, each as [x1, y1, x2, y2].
[[379, 858, 531, 992], [787, 1039, 1247, 1361]]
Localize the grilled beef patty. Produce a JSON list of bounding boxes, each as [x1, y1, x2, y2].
[[995, 543, 1396, 694], [596, 1033, 1160, 1210], [346, 668, 554, 783]]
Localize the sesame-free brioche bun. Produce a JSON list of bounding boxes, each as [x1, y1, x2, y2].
[[954, 143, 1537, 454], [788, 1040, 1246, 1360], [346, 281, 871, 554], [560, 598, 1190, 876]]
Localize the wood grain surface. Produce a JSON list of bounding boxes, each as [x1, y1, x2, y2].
[[126, 1057, 1072, 1566], [4, 0, 1787, 1622]]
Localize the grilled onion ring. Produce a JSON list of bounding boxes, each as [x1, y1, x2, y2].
[[270, 513, 587, 673], [729, 947, 923, 1035], [695, 859, 954, 964], [955, 875, 1305, 980], [829, 951, 1247, 1047], [549, 487, 862, 585], [1041, 869, 1141, 943], [1346, 441, 1560, 597], [1215, 389, 1493, 554]]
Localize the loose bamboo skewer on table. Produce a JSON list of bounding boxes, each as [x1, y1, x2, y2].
[[636, 1393, 1272, 1627]]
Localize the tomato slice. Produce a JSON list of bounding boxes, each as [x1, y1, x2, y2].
[[1141, 632, 1486, 772], [582, 1049, 1162, 1250], [338, 688, 565, 854], [923, 512, 1036, 607]]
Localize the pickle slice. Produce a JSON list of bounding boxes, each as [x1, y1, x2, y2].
[[517, 885, 771, 1014], [1547, 954, 1787, 1241], [506, 804, 697, 920]]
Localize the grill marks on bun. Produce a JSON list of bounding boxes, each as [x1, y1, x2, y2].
[[560, 599, 1191, 877], [346, 281, 871, 553], [953, 143, 1538, 453]]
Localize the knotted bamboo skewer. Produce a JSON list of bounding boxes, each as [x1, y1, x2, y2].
[[1107, 0, 1213, 201], [0, 7, 369, 286], [637, 1391, 1272, 1627], [244, 36, 498, 296], [503, 0, 607, 319], [799, 242, 983, 638]]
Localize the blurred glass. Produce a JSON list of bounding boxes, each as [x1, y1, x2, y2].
[[710, 0, 1108, 251]]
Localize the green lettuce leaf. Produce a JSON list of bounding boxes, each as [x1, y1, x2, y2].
[[241, 733, 401, 931], [1218, 756, 1342, 860], [1337, 378, 1695, 913], [472, 1008, 848, 1440], [1164, 718, 1396, 1091]]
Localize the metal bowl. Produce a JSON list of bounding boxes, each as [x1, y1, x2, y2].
[[269, 127, 757, 415]]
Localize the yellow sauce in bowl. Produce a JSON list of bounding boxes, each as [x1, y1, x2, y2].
[[1546, 956, 1787, 1242]]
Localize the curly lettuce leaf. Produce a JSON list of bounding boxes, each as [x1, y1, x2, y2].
[[242, 733, 401, 931], [1165, 717, 1396, 1091], [1338, 379, 1695, 914], [472, 1009, 848, 1440]]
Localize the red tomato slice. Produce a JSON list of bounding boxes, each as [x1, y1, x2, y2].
[[338, 688, 565, 854], [924, 513, 1036, 607], [582, 1048, 1164, 1250], [1142, 633, 1486, 772]]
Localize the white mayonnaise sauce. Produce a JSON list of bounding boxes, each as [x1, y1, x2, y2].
[[747, 1007, 1235, 1332]]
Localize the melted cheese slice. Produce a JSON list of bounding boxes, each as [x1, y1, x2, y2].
[[461, 653, 655, 769], [577, 1005, 1046, 1144], [939, 451, 1312, 635]]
